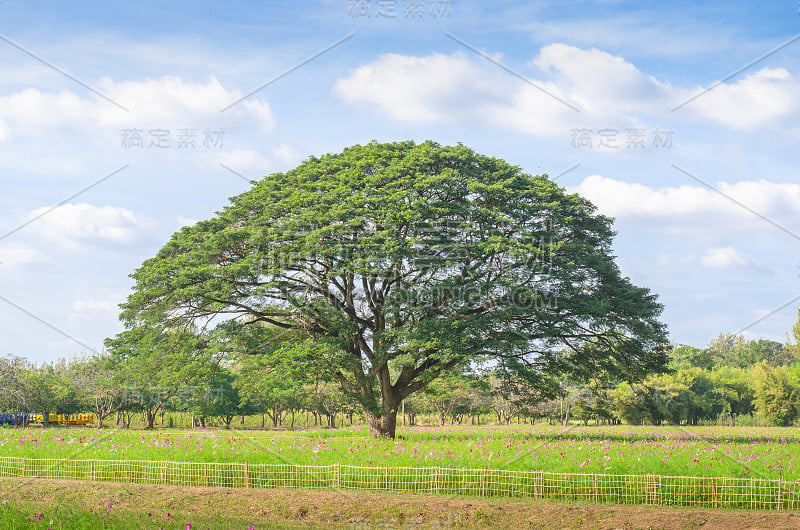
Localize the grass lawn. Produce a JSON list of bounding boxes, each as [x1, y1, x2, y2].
[[2, 424, 800, 482]]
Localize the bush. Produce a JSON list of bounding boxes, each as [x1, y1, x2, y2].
[[735, 414, 776, 427]]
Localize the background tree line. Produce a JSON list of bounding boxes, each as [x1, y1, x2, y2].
[[2, 313, 799, 429]]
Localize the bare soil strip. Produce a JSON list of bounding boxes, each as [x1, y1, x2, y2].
[[3, 478, 800, 528]]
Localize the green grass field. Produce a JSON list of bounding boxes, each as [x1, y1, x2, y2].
[[3, 423, 800, 482]]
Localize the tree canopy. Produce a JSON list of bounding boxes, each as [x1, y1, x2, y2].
[[119, 141, 668, 438]]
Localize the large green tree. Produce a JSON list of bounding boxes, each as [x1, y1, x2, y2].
[[120, 141, 668, 438]]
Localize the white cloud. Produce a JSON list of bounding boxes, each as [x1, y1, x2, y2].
[[70, 293, 125, 321], [23, 203, 147, 247], [569, 175, 800, 225], [524, 16, 763, 59], [740, 330, 760, 341], [219, 150, 271, 174], [333, 45, 800, 133], [218, 143, 301, 174], [72, 298, 118, 313], [0, 76, 275, 142], [530, 43, 671, 116], [681, 68, 799, 129], [175, 216, 199, 229], [270, 143, 302, 169], [700, 247, 759, 270], [333, 51, 577, 135], [334, 53, 498, 122], [0, 244, 47, 267], [655, 252, 696, 268]]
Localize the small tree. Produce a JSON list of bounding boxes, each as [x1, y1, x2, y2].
[[235, 354, 305, 428], [106, 326, 219, 430], [419, 373, 471, 426], [487, 372, 548, 425], [69, 355, 124, 429], [0, 356, 30, 424], [752, 363, 800, 426]]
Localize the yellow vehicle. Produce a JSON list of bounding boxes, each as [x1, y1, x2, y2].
[[34, 413, 95, 426]]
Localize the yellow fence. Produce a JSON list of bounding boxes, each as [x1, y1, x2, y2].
[[0, 457, 798, 511]]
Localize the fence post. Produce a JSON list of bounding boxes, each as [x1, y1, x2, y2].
[[163, 461, 168, 485], [656, 475, 661, 505], [778, 479, 783, 510], [90, 460, 94, 482], [481, 468, 487, 497], [22, 458, 26, 478], [434, 467, 440, 494], [244, 463, 249, 489], [205, 463, 209, 487], [335, 464, 340, 489], [594, 474, 598, 503], [712, 478, 718, 509]]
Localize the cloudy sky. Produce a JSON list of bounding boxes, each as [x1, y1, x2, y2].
[[1, 1, 799, 363]]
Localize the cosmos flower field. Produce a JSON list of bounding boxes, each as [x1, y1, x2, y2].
[[2, 424, 800, 482]]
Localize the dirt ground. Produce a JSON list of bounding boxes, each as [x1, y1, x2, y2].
[[2, 478, 800, 529]]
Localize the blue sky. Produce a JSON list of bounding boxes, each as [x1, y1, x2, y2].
[[1, 0, 799, 363]]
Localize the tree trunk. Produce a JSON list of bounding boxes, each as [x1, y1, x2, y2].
[[145, 409, 157, 430], [365, 408, 398, 438]]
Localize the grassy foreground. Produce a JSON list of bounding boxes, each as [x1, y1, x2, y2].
[[2, 478, 800, 529], [3, 424, 800, 481]]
